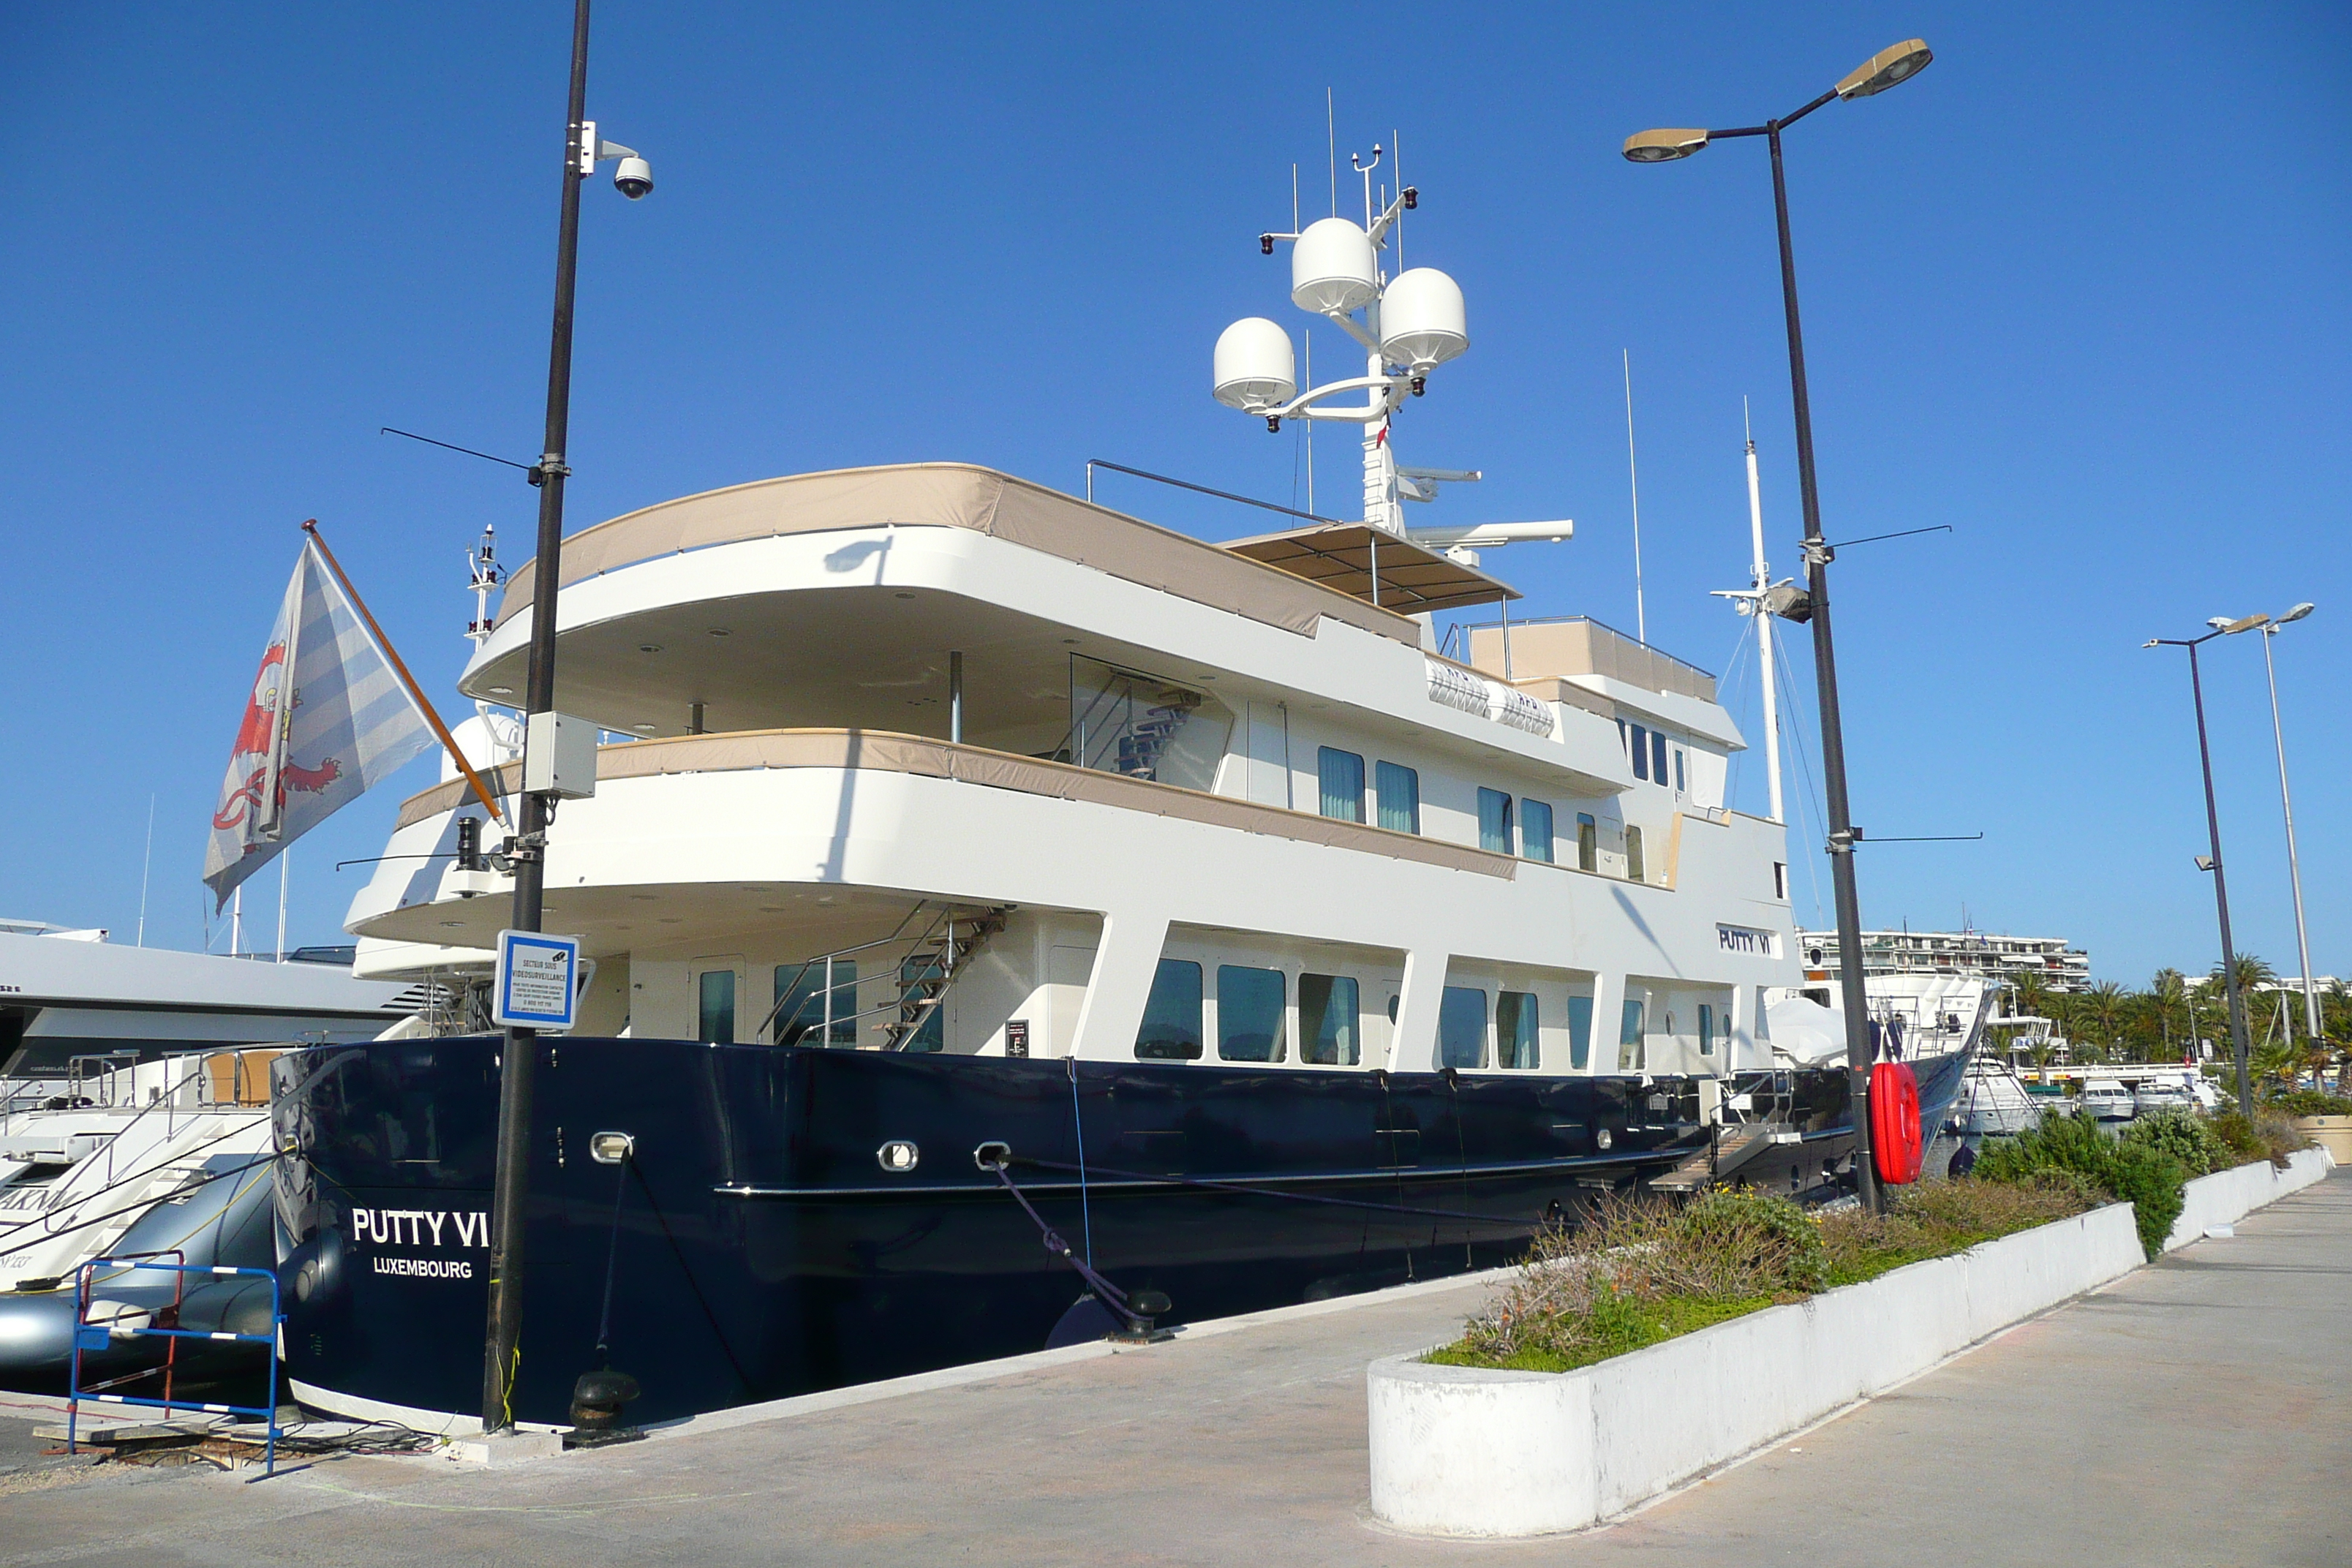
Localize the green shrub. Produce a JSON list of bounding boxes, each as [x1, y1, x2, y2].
[[2209, 1111, 2267, 1164], [2271, 1089, 2352, 1118], [2211, 1109, 2307, 1169], [2122, 1110, 2225, 1177], [1975, 1109, 2187, 1259]]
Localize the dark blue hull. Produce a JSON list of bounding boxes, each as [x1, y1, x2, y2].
[[271, 1039, 1916, 1427]]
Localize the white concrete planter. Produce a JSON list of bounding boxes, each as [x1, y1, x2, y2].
[[1370, 1148, 2340, 1538], [1368, 1203, 2145, 1538], [2165, 1146, 2334, 1250]]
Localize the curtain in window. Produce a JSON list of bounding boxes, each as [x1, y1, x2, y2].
[[1496, 991, 1539, 1069], [1299, 973, 1359, 1066], [1618, 997, 1646, 1071], [1626, 825, 1646, 883], [1439, 986, 1488, 1068], [1567, 995, 1594, 1070], [1477, 788, 1513, 854], [1318, 747, 1365, 823], [1521, 799, 1553, 863], [1577, 813, 1597, 872], [1375, 761, 1420, 834]]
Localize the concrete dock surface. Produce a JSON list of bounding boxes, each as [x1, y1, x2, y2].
[[3, 1173, 2345, 1567]]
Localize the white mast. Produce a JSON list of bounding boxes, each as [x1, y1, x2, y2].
[[1747, 429, 1782, 825]]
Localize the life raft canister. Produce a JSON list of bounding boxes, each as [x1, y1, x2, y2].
[[1871, 1060, 1923, 1185]]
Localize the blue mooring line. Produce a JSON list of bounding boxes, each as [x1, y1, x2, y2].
[[1068, 1057, 1094, 1265]]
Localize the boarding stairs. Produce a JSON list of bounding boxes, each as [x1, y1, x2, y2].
[[759, 901, 1013, 1052], [1648, 1120, 1805, 1195]]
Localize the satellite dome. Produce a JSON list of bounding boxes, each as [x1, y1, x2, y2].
[[1379, 268, 1467, 372], [1212, 317, 1297, 412], [1290, 218, 1379, 316]]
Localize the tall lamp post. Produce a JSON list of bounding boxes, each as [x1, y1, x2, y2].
[[1623, 39, 1935, 1210], [484, 0, 655, 1436], [2217, 604, 2320, 1049], [2144, 621, 2262, 1117]]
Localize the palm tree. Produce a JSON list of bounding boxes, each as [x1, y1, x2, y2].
[[2089, 980, 2127, 1057], [2151, 968, 2186, 1056], [2011, 971, 2051, 1024]]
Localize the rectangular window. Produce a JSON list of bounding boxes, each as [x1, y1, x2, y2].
[[1577, 813, 1598, 872], [1626, 825, 1646, 883], [1521, 799, 1554, 864], [1135, 959, 1204, 1060], [1618, 997, 1646, 1071], [1629, 723, 1649, 780], [1652, 731, 1669, 786], [1318, 747, 1365, 823], [1673, 747, 1686, 795], [1439, 986, 1488, 1069], [1567, 995, 1594, 1070], [1217, 965, 1287, 1062], [697, 969, 736, 1044], [1375, 761, 1420, 834], [1698, 1002, 1714, 1057], [1773, 862, 1787, 899], [773, 959, 858, 1047], [1298, 973, 1360, 1066], [1477, 788, 1514, 854], [898, 952, 946, 1052], [1496, 991, 1539, 1070]]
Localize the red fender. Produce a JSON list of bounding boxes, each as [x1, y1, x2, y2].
[[1872, 1061, 1923, 1186]]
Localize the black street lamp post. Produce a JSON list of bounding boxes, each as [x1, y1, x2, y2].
[[1624, 40, 1934, 1210], [483, 0, 652, 1435], [2146, 624, 2260, 1118]]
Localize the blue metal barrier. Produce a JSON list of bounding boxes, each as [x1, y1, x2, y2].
[[67, 1257, 283, 1478]]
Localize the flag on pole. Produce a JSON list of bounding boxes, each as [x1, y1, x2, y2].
[[203, 538, 435, 910]]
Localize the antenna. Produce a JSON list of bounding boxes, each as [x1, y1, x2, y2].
[[1290, 162, 1299, 235], [1745, 408, 1782, 824], [1303, 330, 1313, 515], [276, 848, 290, 963], [1392, 130, 1403, 270], [1624, 350, 1646, 644], [135, 794, 154, 948], [1326, 89, 1337, 216]]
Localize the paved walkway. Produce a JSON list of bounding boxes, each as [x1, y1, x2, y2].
[[3, 1175, 2345, 1567]]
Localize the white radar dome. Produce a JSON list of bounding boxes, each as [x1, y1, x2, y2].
[[1289, 217, 1380, 315], [1379, 268, 1468, 372], [1213, 317, 1297, 412]]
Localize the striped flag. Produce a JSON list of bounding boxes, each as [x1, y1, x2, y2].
[[203, 538, 434, 909]]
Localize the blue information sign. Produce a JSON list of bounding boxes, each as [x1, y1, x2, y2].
[[494, 930, 582, 1031]]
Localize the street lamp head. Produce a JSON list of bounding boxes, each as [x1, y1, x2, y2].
[[1624, 128, 1710, 163], [2215, 613, 2270, 635], [2277, 601, 2315, 625], [1836, 39, 1934, 99]]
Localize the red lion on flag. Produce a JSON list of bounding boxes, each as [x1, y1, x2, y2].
[[211, 641, 341, 831]]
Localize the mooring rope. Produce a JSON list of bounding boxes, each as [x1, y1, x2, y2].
[[1066, 1056, 1095, 1266], [980, 1158, 1142, 1330]]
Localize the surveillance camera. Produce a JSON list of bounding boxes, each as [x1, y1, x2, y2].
[[1402, 186, 1418, 209], [1259, 234, 1275, 255], [1411, 375, 1426, 396], [613, 156, 653, 199], [1265, 415, 1281, 433]]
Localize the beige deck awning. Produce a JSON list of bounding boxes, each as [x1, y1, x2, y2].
[[1219, 524, 1520, 614]]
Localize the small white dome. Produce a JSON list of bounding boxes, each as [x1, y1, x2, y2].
[[1290, 217, 1380, 316], [1212, 317, 1297, 412], [1379, 267, 1468, 372]]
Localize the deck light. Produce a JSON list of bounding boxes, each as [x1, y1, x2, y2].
[[1836, 40, 1934, 99]]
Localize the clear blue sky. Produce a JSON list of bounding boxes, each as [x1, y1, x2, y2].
[[4, 4, 2345, 988]]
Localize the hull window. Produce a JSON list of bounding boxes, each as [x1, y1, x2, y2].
[[1618, 998, 1646, 1071], [1496, 992, 1539, 1070], [1318, 747, 1365, 823], [1217, 966, 1287, 1062], [697, 970, 736, 1044], [1375, 761, 1420, 834], [1439, 986, 1488, 1069], [1477, 788, 1514, 855], [1577, 813, 1598, 872], [1136, 959, 1204, 1060], [1521, 799, 1554, 864], [1567, 995, 1594, 1070], [1298, 973, 1360, 1066]]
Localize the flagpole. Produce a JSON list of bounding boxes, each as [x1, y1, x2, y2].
[[276, 851, 289, 962], [299, 522, 508, 826]]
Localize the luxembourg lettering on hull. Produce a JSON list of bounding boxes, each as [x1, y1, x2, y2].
[[353, 1206, 489, 1280]]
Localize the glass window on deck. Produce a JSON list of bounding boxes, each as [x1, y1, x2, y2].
[[1651, 731, 1669, 787], [697, 970, 736, 1044], [1629, 723, 1648, 780], [1477, 788, 1514, 854], [1577, 813, 1597, 872], [1439, 986, 1488, 1069], [1567, 995, 1594, 1070], [1674, 747, 1686, 795], [1698, 1002, 1714, 1056], [1135, 959, 1204, 1060], [1217, 965, 1286, 1062], [1496, 992, 1539, 1069], [1520, 799, 1554, 863], [773, 959, 858, 1047], [1375, 761, 1420, 834], [1319, 747, 1365, 823], [1618, 998, 1646, 1071], [1626, 825, 1646, 883], [1299, 973, 1360, 1066]]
